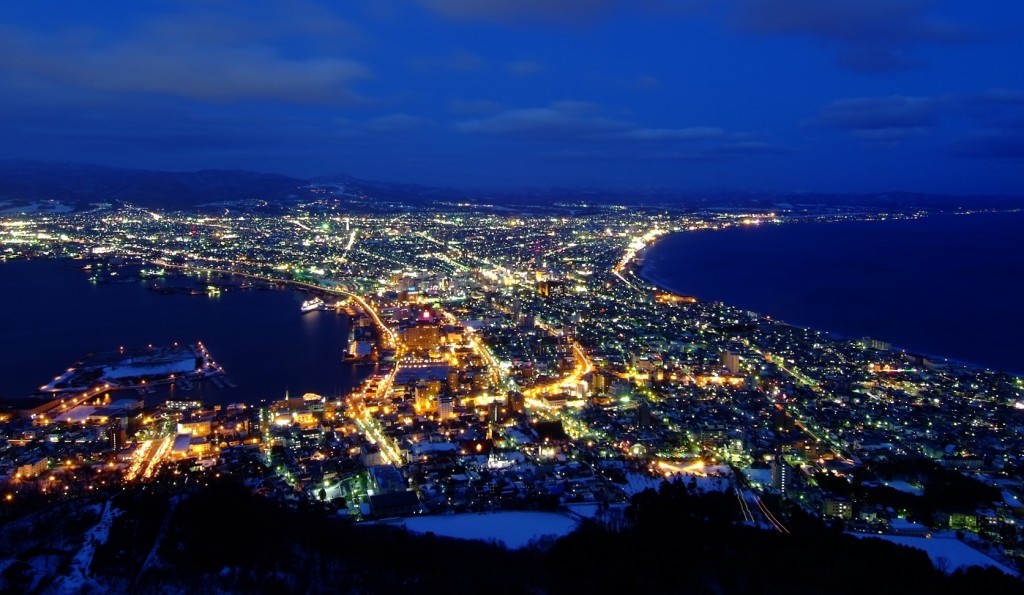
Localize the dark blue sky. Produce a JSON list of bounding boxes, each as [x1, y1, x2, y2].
[[2, 1, 1023, 194]]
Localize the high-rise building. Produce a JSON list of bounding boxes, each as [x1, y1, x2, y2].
[[770, 455, 791, 497], [438, 393, 454, 420], [507, 391, 525, 413], [404, 323, 440, 352], [107, 418, 127, 451], [722, 350, 741, 375], [637, 399, 652, 429]]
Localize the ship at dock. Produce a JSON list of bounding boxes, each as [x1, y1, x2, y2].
[[300, 297, 325, 313]]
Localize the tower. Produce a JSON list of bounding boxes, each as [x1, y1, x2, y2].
[[770, 455, 791, 497]]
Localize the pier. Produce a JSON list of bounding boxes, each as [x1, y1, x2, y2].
[[36, 342, 232, 401]]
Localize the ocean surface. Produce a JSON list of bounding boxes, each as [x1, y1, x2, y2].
[[640, 211, 1024, 375], [0, 259, 374, 404]]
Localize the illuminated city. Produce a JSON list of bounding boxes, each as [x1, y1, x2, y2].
[[3, 1, 1024, 592], [2, 190, 1024, 587]]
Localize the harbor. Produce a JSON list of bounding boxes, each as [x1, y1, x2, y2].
[[0, 259, 375, 406], [36, 342, 238, 406]]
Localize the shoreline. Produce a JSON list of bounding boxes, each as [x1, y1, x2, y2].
[[0, 258, 369, 404], [633, 222, 1024, 378]]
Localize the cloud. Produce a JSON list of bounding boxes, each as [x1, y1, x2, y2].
[[149, 0, 357, 46], [456, 101, 785, 160], [0, 8, 372, 106], [731, 0, 977, 72], [809, 89, 1024, 157], [948, 91, 1024, 159], [836, 46, 922, 74], [507, 61, 545, 76], [457, 101, 627, 140], [648, 142, 794, 161], [807, 95, 944, 132], [420, 0, 978, 72], [635, 75, 661, 90], [733, 0, 961, 43], [363, 113, 433, 133], [949, 129, 1024, 159], [624, 127, 723, 141], [420, 0, 708, 24], [851, 127, 929, 141], [958, 89, 1024, 125], [449, 99, 504, 115], [711, 141, 794, 155], [418, 0, 615, 24], [410, 51, 487, 72]]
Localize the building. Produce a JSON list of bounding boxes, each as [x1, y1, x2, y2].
[[438, 394, 454, 420], [722, 351, 741, 375], [637, 399, 653, 429], [824, 498, 853, 520], [404, 323, 440, 353], [507, 391, 525, 413], [367, 491, 421, 518], [15, 456, 49, 479], [770, 455, 791, 497], [368, 465, 406, 495]]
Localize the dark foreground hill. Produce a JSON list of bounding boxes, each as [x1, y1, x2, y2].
[[1, 477, 1020, 594]]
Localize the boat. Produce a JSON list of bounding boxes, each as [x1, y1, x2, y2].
[[301, 297, 325, 313]]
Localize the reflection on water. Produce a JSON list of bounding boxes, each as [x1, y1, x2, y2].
[[641, 212, 1024, 374], [0, 259, 373, 403]]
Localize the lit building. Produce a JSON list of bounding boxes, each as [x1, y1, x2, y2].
[[722, 350, 741, 374], [438, 393, 454, 420], [770, 455, 791, 497], [404, 323, 441, 352], [823, 498, 852, 520]]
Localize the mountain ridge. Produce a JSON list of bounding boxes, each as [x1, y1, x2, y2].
[[1, 160, 1021, 212]]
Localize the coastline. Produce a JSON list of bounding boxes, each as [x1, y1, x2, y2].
[[633, 219, 1024, 378], [0, 258, 369, 403]]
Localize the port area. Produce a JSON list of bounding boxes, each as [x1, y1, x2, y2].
[[37, 342, 227, 399]]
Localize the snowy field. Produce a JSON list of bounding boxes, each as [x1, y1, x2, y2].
[[49, 500, 120, 593], [852, 533, 1018, 576], [864, 480, 925, 496], [622, 467, 733, 497], [393, 511, 580, 549], [0, 200, 74, 215]]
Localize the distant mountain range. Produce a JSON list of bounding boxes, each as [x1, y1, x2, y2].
[[1, 160, 1021, 213], [0, 160, 306, 210]]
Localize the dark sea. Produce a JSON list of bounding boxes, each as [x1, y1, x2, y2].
[[0, 259, 374, 404], [640, 211, 1024, 375]]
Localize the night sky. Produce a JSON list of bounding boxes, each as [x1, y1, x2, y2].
[[1, 1, 1023, 194]]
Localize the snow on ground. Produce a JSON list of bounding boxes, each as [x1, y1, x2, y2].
[[54, 406, 98, 424], [742, 468, 773, 489], [851, 533, 1018, 576], [0, 201, 74, 215], [564, 502, 603, 518], [1002, 490, 1023, 509], [49, 499, 120, 593], [864, 480, 924, 496], [102, 359, 196, 380], [622, 472, 664, 496], [392, 511, 580, 549], [622, 468, 732, 497]]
